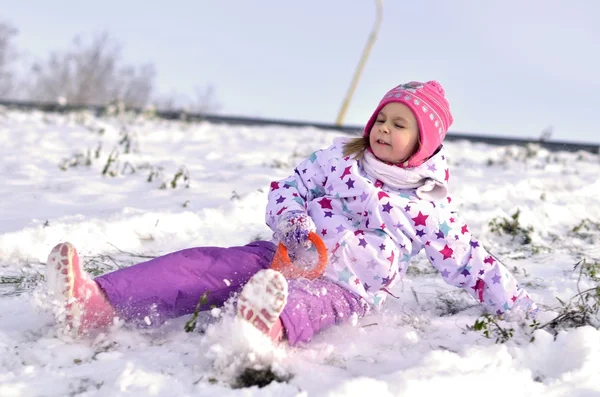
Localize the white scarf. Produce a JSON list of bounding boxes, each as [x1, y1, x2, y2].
[[362, 150, 448, 201]]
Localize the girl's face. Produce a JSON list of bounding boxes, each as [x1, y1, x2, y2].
[[369, 102, 420, 165]]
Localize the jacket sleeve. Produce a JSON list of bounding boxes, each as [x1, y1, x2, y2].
[[418, 203, 536, 316], [265, 148, 329, 232]]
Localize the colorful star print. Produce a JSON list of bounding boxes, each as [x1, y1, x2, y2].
[[340, 166, 352, 179], [318, 197, 333, 209], [338, 268, 352, 283], [439, 221, 451, 236], [378, 191, 390, 200], [386, 250, 395, 265], [412, 211, 429, 227], [484, 256, 496, 265], [439, 244, 453, 260]]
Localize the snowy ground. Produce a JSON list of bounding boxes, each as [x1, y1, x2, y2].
[[1, 108, 599, 397]]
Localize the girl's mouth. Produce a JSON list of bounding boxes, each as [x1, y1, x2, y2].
[[376, 139, 390, 146]]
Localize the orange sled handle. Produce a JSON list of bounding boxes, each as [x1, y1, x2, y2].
[[270, 232, 328, 280]]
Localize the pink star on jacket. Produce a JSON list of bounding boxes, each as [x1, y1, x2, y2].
[[354, 278, 361, 285], [445, 169, 450, 181], [377, 191, 390, 200], [321, 229, 327, 236], [318, 197, 333, 209], [276, 206, 288, 215], [332, 242, 340, 254], [354, 229, 365, 236], [387, 250, 395, 265], [439, 244, 453, 260], [340, 166, 352, 179], [449, 217, 455, 223], [484, 256, 496, 265], [412, 211, 429, 227], [270, 181, 280, 191], [461, 224, 469, 234]]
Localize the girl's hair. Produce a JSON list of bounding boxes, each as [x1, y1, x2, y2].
[[342, 136, 370, 160]]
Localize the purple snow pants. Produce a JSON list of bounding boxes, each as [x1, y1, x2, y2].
[[95, 241, 366, 345]]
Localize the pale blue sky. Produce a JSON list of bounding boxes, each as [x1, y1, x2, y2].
[[4, 0, 600, 143]]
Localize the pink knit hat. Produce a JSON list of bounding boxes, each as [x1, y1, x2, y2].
[[363, 81, 453, 167]]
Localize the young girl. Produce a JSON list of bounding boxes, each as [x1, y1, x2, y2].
[[46, 80, 537, 346]]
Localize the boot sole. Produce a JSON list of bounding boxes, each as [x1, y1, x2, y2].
[[46, 242, 81, 333], [237, 269, 288, 333]]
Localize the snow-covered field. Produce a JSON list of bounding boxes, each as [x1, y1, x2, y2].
[[1, 108, 599, 397]]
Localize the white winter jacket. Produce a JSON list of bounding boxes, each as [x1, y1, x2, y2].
[[266, 137, 535, 315]]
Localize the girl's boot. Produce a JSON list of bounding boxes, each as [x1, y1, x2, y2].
[[46, 242, 116, 336], [237, 269, 287, 343]]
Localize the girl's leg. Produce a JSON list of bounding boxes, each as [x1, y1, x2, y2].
[[279, 278, 367, 346], [47, 240, 276, 334], [94, 241, 276, 325]]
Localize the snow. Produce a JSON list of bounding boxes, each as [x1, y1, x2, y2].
[[1, 108, 599, 396]]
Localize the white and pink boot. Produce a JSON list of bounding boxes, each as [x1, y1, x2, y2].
[[237, 269, 288, 343], [46, 242, 116, 336]]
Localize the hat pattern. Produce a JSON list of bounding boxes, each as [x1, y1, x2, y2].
[[364, 80, 453, 168]]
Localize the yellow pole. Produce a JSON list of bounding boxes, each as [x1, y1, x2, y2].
[[335, 0, 383, 126]]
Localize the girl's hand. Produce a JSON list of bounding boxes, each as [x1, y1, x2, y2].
[[275, 211, 317, 250], [501, 297, 539, 323]]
